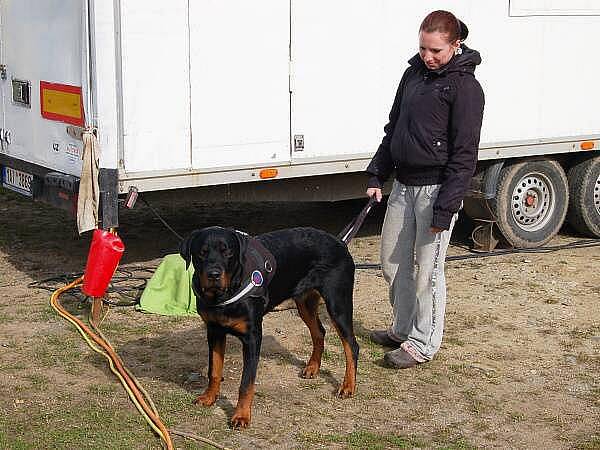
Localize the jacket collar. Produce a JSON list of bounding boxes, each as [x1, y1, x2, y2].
[[408, 44, 481, 77]]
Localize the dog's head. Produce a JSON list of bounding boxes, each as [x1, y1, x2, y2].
[[180, 227, 247, 302]]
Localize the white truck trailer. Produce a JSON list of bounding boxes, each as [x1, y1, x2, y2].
[[0, 0, 599, 247]]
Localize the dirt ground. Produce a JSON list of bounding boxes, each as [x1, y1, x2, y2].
[[0, 188, 599, 449]]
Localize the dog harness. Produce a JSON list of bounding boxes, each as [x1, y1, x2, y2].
[[195, 235, 277, 309]]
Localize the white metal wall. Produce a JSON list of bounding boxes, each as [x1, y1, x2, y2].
[[189, 0, 290, 169], [289, 1, 486, 161], [290, 0, 387, 160], [291, 0, 600, 159], [119, 0, 191, 173], [474, 0, 600, 142], [0, 0, 84, 176], [116, 0, 600, 176]]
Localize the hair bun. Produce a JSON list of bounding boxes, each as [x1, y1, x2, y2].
[[458, 20, 469, 41]]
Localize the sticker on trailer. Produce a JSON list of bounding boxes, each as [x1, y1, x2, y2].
[[40, 81, 85, 126], [66, 143, 81, 162]]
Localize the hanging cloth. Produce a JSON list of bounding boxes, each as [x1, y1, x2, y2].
[[77, 129, 100, 234]]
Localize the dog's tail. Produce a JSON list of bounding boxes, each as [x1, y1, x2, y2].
[[337, 197, 377, 245]]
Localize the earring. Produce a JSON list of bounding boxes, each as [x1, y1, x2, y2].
[[455, 46, 463, 56]]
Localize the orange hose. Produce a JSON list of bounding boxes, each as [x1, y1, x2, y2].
[[51, 277, 174, 450]]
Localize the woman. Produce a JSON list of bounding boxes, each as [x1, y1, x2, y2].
[[366, 10, 485, 369]]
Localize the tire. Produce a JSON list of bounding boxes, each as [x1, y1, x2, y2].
[[490, 158, 568, 248], [567, 155, 600, 238]]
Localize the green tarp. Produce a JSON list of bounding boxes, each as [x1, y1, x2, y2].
[[137, 254, 197, 316]]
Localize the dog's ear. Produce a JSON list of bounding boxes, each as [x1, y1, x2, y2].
[[233, 230, 249, 268], [179, 229, 204, 270], [229, 229, 249, 289]]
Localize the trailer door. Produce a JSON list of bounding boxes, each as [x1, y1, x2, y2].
[[290, 1, 388, 161], [0, 0, 85, 183], [189, 1, 290, 169]]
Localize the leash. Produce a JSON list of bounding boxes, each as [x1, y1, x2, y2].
[[338, 197, 378, 245], [141, 194, 378, 247]]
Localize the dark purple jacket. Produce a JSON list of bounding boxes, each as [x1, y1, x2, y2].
[[366, 45, 485, 230]]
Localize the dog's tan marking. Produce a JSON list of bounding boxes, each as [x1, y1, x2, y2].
[[295, 289, 325, 378], [332, 322, 357, 398], [231, 383, 255, 428], [193, 337, 225, 407], [199, 312, 248, 334], [336, 337, 357, 398]]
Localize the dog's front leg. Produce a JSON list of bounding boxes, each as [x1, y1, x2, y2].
[[194, 323, 226, 407], [231, 324, 262, 429]]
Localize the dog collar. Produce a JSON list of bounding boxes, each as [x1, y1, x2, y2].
[[203, 270, 264, 307]]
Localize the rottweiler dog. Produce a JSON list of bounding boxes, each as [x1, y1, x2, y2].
[[180, 226, 359, 428]]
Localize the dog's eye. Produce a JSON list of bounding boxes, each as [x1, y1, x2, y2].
[[222, 248, 233, 259], [199, 248, 208, 259]]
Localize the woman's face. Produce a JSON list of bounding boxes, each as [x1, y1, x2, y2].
[[419, 31, 460, 70]]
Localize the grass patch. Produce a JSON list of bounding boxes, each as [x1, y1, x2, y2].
[[575, 434, 600, 450], [436, 437, 478, 450], [0, 361, 27, 372], [0, 429, 34, 450], [5, 401, 156, 449], [418, 371, 441, 385], [369, 348, 385, 360], [0, 313, 17, 323], [33, 334, 88, 368], [321, 348, 341, 363], [444, 336, 466, 347], [154, 388, 213, 424], [30, 306, 61, 323], [509, 411, 525, 422], [24, 373, 50, 389], [461, 389, 499, 415], [86, 383, 119, 397], [432, 427, 478, 450], [569, 325, 600, 340], [300, 430, 424, 449]]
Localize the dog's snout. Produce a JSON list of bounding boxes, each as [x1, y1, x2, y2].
[[207, 269, 222, 280]]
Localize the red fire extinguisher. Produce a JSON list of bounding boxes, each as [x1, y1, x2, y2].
[[82, 229, 125, 297]]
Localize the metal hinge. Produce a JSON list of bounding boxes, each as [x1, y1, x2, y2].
[[0, 65, 6, 81]]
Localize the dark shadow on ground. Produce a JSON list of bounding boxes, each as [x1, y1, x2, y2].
[[0, 188, 391, 280], [0, 187, 485, 283], [102, 318, 342, 421]]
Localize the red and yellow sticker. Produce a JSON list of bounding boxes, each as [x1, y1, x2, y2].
[[40, 81, 84, 126]]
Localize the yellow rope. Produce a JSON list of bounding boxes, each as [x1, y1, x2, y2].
[[50, 277, 172, 448], [50, 276, 232, 450]]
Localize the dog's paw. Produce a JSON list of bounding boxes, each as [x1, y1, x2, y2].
[[301, 362, 320, 379], [231, 411, 251, 429], [193, 392, 217, 407], [336, 384, 355, 399]]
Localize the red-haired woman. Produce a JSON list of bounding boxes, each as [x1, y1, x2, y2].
[[366, 10, 485, 368]]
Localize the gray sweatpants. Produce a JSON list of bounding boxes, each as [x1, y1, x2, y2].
[[380, 180, 457, 361]]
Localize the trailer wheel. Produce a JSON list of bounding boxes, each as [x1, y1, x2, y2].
[[566, 155, 600, 237], [491, 158, 568, 248]]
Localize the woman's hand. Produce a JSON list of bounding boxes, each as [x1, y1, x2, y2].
[[366, 187, 382, 202]]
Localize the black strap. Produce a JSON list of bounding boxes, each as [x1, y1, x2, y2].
[[337, 197, 377, 245]]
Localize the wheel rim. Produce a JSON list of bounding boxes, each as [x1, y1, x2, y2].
[[595, 173, 600, 215], [511, 172, 556, 231]]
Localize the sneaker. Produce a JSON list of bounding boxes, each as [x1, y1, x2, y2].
[[370, 329, 402, 348], [383, 347, 422, 369]]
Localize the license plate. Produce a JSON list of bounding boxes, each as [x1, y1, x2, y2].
[[2, 166, 33, 196]]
